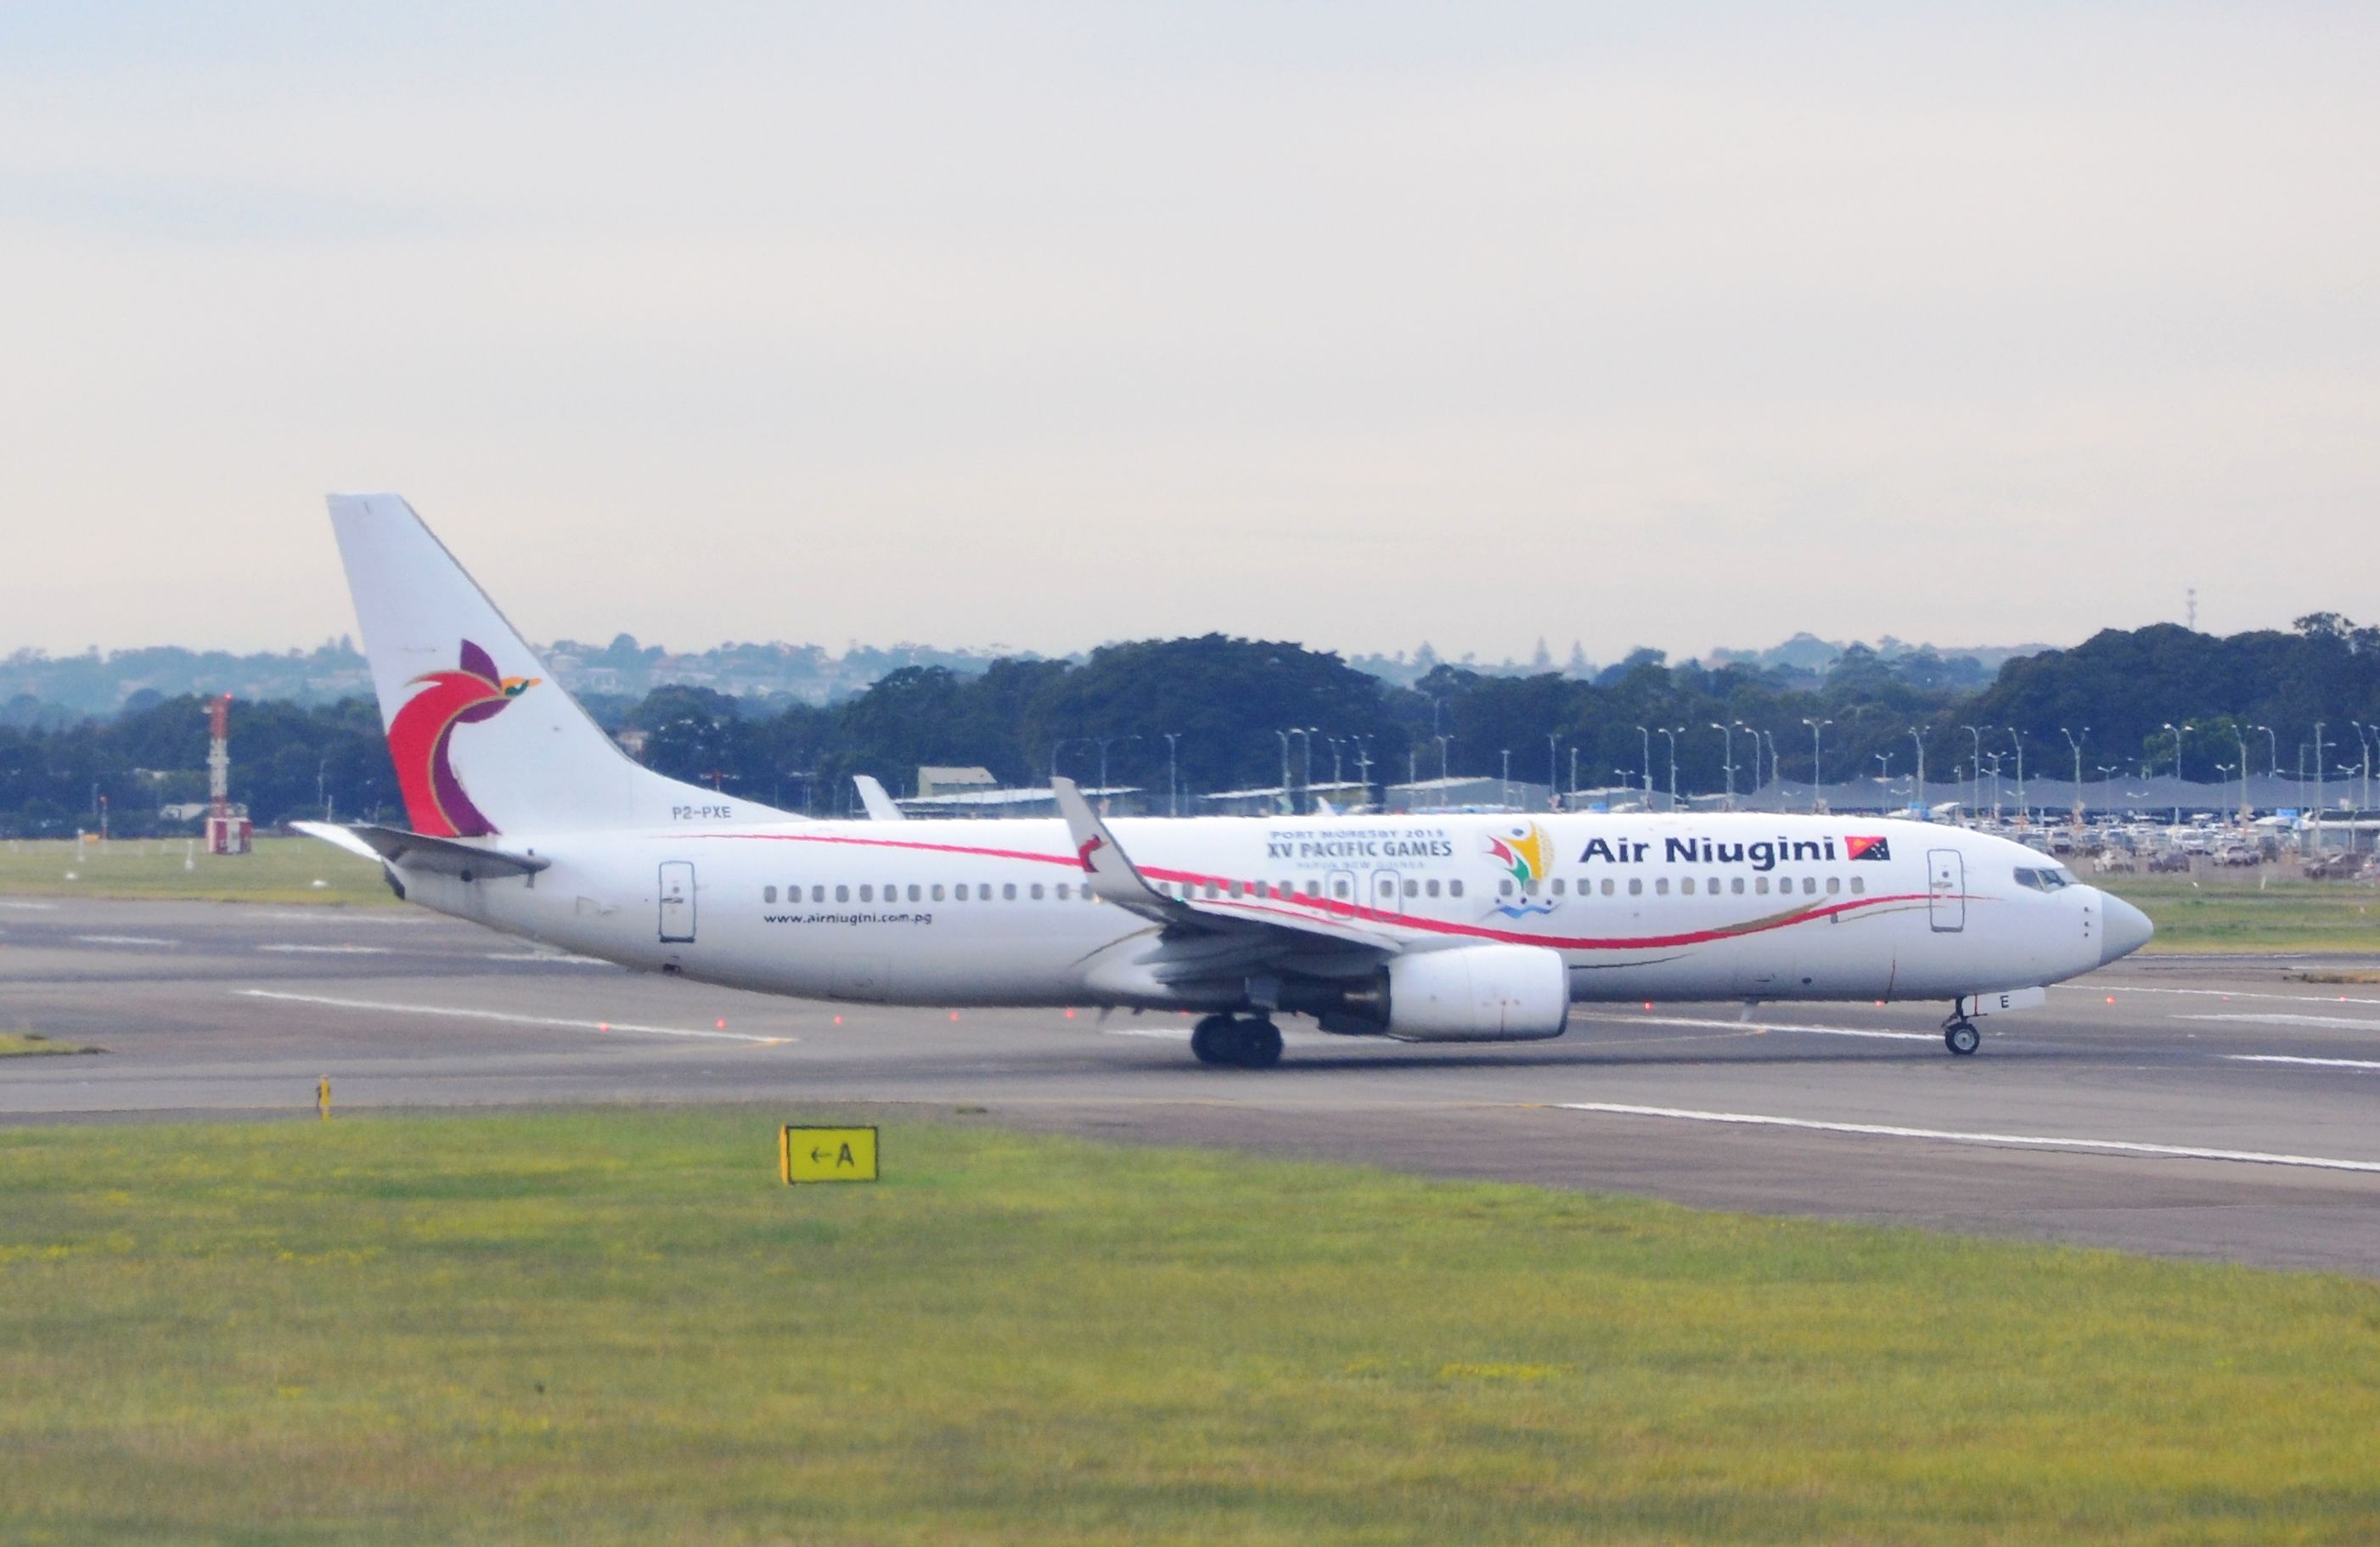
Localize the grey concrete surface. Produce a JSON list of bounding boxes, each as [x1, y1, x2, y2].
[[4, 896, 2378, 1274]]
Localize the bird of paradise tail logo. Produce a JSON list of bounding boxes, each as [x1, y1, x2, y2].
[[386, 640, 540, 836], [1486, 821, 1561, 917]]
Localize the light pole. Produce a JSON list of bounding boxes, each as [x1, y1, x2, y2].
[[2161, 722, 2192, 826], [1162, 732, 1181, 817], [1634, 725, 1654, 802], [2060, 727, 2088, 824], [1274, 730, 1295, 813], [1735, 723, 1760, 804], [1710, 723, 1736, 809], [1908, 728, 1928, 818], [2313, 723, 2330, 837], [1961, 725, 1987, 825], [1657, 727, 1682, 810], [1499, 747, 1512, 808], [1351, 735, 1374, 807], [1763, 730, 1781, 807], [1803, 717, 1831, 813], [2008, 729, 2029, 824], [1434, 735, 1456, 807], [2353, 723, 2374, 814], [1568, 745, 1578, 803], [1547, 734, 1560, 809]]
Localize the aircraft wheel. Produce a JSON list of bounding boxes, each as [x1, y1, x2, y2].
[[1944, 1021, 1981, 1056], [1190, 1015, 1235, 1066], [1237, 1017, 1284, 1069]]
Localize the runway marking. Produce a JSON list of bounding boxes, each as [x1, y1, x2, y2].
[[256, 943, 393, 955], [74, 933, 178, 947], [482, 951, 613, 965], [1593, 1013, 1937, 1044], [2226, 1055, 2380, 1071], [259, 911, 427, 925], [233, 989, 791, 1045], [0, 900, 57, 910], [2075, 985, 2380, 1007], [2180, 1013, 2380, 1031], [1555, 1102, 2380, 1174]]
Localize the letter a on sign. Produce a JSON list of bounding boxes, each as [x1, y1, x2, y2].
[[781, 1126, 880, 1184]]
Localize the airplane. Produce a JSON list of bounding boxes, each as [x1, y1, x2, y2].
[[297, 493, 2154, 1068]]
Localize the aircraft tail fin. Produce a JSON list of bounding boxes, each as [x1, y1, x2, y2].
[[327, 493, 787, 835]]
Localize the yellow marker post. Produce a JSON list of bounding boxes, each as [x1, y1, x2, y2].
[[317, 1076, 331, 1121], [780, 1126, 878, 1184]]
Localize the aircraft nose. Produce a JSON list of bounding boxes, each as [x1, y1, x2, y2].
[[2099, 892, 2154, 964]]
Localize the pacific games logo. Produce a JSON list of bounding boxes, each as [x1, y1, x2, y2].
[[386, 639, 539, 837], [1487, 821, 1560, 918]]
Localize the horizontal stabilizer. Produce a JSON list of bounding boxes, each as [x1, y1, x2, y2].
[[292, 821, 549, 880]]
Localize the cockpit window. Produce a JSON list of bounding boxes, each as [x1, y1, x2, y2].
[[2014, 865, 2078, 892]]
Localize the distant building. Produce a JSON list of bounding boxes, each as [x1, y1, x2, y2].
[[915, 765, 999, 799], [896, 785, 1144, 819], [1384, 776, 1554, 813]]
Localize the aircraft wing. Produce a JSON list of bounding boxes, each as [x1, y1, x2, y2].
[[1049, 778, 1398, 952], [292, 821, 549, 880], [853, 775, 906, 821]]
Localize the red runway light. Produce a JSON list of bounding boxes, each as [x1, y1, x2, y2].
[[716, 1019, 726, 1029], [949, 1011, 959, 1021]]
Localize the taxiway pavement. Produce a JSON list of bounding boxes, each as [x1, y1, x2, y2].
[[6, 896, 2378, 1274]]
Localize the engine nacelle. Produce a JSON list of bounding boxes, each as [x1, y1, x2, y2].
[[1377, 943, 1571, 1042]]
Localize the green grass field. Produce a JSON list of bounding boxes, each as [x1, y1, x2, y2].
[[2096, 871, 2380, 954], [3, 1111, 2377, 1544], [0, 835, 389, 905], [0, 1029, 93, 1057]]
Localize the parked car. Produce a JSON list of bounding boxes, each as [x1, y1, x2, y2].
[[2147, 851, 2193, 874], [2093, 850, 2138, 874]]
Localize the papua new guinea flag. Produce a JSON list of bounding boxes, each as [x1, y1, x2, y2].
[[1843, 835, 1893, 862]]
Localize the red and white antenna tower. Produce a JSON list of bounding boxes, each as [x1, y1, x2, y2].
[[205, 694, 251, 854]]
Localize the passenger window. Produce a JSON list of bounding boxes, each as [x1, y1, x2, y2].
[[1731, 877, 1745, 895], [836, 885, 850, 903], [858, 884, 873, 902], [1628, 878, 1642, 897], [908, 884, 921, 902], [1601, 878, 1614, 897], [1655, 878, 1669, 896], [1332, 879, 1350, 898], [1755, 876, 1770, 895], [1058, 882, 1072, 900], [1851, 877, 1865, 895], [813, 886, 826, 903], [1551, 879, 1565, 897], [1030, 883, 1044, 900], [1826, 876, 1840, 895], [932, 884, 946, 901], [1426, 878, 1441, 897], [1449, 880, 1463, 898], [1404, 879, 1419, 897], [1499, 879, 1515, 897], [1206, 882, 1220, 898], [1003, 882, 1017, 901], [1229, 880, 1243, 898], [764, 886, 777, 903], [1803, 877, 1817, 895], [1680, 877, 1696, 896], [1304, 880, 1321, 897]]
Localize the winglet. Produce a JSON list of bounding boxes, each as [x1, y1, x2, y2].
[[1051, 776, 1173, 915], [853, 774, 906, 821]]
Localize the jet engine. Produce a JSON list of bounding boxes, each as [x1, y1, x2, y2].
[[1308, 943, 1571, 1042]]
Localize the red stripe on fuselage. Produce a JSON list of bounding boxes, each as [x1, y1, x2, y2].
[[694, 829, 1940, 954]]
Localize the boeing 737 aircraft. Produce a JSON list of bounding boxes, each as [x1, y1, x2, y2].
[[299, 495, 2153, 1067]]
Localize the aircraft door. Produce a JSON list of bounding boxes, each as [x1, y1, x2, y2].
[[1927, 848, 1965, 932], [1325, 869, 1358, 916], [1370, 869, 1402, 921], [659, 861, 696, 943]]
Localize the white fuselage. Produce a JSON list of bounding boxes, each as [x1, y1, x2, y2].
[[395, 811, 2117, 1014]]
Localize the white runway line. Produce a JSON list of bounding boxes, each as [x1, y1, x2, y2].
[[1556, 1101, 2380, 1174], [74, 933, 178, 947], [233, 988, 791, 1045], [482, 951, 613, 965], [2074, 984, 2380, 1007], [256, 943, 393, 955], [0, 900, 57, 910], [259, 911, 426, 925], [2181, 1013, 2380, 1031], [2228, 1054, 2380, 1072], [1595, 1013, 1937, 1044]]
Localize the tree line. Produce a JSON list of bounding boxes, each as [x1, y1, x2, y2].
[[4, 618, 2377, 836]]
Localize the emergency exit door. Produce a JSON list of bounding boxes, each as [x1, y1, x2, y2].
[[1927, 848, 1965, 932], [659, 861, 697, 943]]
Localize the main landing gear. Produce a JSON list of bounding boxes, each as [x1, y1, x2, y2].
[[1942, 1012, 1982, 1057], [1190, 1014, 1284, 1069]]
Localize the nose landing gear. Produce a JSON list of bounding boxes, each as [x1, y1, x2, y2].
[[1190, 1014, 1285, 1069], [1942, 1014, 1981, 1056]]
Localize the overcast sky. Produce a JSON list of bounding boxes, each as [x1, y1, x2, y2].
[[3, 3, 2375, 664]]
